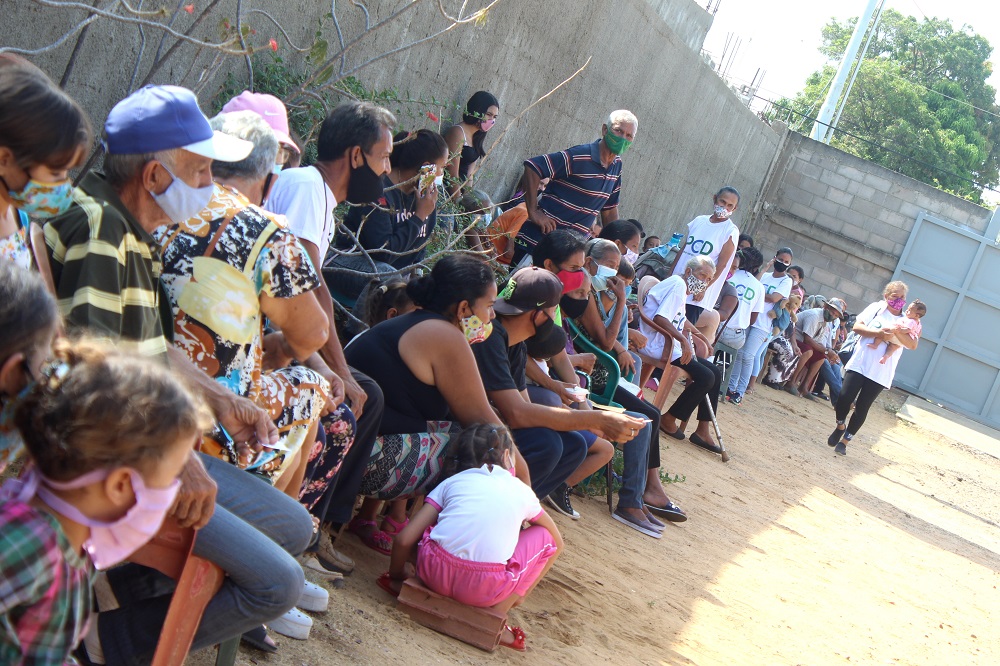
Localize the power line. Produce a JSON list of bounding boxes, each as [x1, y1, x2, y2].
[[759, 94, 1000, 196]]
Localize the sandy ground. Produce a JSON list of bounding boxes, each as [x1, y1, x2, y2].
[[192, 385, 1000, 666]]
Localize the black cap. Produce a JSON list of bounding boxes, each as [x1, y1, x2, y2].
[[494, 267, 563, 315]]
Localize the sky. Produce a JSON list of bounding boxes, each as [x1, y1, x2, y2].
[[702, 0, 1000, 105]]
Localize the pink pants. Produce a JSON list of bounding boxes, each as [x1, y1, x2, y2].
[[416, 525, 557, 607]]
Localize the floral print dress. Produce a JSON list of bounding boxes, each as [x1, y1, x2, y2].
[[156, 184, 354, 488]]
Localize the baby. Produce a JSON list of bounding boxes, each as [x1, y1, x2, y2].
[[769, 293, 801, 336], [872, 300, 926, 364]]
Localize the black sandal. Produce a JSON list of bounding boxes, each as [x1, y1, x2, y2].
[[242, 625, 278, 654]]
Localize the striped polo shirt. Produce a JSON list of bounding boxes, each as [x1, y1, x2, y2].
[[45, 173, 170, 360], [517, 140, 623, 252]]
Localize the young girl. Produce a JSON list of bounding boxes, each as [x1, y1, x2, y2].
[[873, 299, 926, 364], [0, 337, 207, 664], [0, 55, 92, 268], [383, 425, 562, 652]]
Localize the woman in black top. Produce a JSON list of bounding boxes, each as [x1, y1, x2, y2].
[[445, 91, 499, 251], [343, 254, 518, 554], [327, 129, 449, 301]]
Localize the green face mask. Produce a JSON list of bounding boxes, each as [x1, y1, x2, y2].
[[604, 129, 633, 155]]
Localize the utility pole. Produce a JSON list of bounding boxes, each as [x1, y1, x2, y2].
[[810, 0, 880, 143]]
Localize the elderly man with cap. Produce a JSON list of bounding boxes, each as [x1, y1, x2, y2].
[[469, 267, 659, 538], [44, 85, 314, 664], [786, 296, 846, 398], [510, 109, 638, 265]]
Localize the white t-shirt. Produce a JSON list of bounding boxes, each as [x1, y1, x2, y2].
[[726, 269, 764, 330], [670, 215, 739, 312], [796, 308, 827, 340], [751, 272, 793, 332], [845, 301, 904, 388], [639, 275, 688, 361], [265, 166, 338, 262], [425, 464, 542, 563]]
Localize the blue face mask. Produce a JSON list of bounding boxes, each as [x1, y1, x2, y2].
[[271, 163, 284, 175], [150, 163, 214, 224], [7, 177, 75, 219], [591, 263, 617, 292], [623, 285, 633, 301]]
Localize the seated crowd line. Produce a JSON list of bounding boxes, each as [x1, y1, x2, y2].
[[0, 53, 925, 662]]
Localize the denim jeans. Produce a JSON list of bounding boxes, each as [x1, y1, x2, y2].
[[512, 427, 588, 499], [729, 326, 770, 395], [617, 413, 651, 509], [818, 360, 843, 404], [99, 453, 313, 664]]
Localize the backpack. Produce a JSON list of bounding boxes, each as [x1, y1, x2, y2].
[[633, 246, 679, 281]]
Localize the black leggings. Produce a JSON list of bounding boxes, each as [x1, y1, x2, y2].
[[834, 370, 885, 435], [614, 386, 661, 469], [668, 356, 722, 422]]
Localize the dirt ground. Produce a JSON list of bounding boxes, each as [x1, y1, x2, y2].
[[192, 385, 1000, 666]]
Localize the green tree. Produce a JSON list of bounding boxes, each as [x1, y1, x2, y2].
[[774, 9, 999, 202]]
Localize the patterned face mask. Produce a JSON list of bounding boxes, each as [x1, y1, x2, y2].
[[686, 273, 710, 295], [7, 177, 75, 218], [460, 314, 493, 345], [713, 205, 733, 220], [887, 297, 906, 311]]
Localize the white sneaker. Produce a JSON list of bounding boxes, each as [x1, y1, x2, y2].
[[298, 580, 329, 613], [268, 607, 313, 640]]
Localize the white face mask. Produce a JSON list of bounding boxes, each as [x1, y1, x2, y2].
[[624, 248, 639, 265], [434, 174, 444, 188], [151, 163, 214, 224]]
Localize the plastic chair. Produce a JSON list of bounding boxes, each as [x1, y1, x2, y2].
[[565, 318, 624, 408], [128, 516, 235, 666]]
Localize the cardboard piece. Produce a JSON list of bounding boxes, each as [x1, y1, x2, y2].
[[397, 577, 508, 652]]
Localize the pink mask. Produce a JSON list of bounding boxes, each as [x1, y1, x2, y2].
[[887, 297, 906, 311], [480, 118, 495, 132], [2, 465, 179, 569]]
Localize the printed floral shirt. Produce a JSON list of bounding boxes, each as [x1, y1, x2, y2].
[[155, 184, 321, 401], [0, 211, 32, 269]]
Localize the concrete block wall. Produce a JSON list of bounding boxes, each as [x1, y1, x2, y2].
[[748, 132, 994, 316], [2, 0, 776, 243]]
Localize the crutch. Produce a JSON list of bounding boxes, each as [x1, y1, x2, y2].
[[687, 331, 729, 462]]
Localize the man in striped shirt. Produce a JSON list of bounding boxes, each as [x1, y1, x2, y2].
[[511, 109, 637, 265]]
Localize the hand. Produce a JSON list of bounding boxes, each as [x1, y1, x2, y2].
[[678, 337, 694, 364], [692, 289, 705, 302], [609, 276, 625, 300], [592, 412, 646, 443], [218, 394, 279, 448], [570, 353, 596, 374], [261, 332, 293, 371], [414, 179, 438, 220], [341, 371, 367, 419], [171, 454, 217, 529], [551, 380, 583, 406], [316, 365, 347, 415], [628, 329, 647, 350], [529, 209, 557, 233], [617, 348, 636, 376]]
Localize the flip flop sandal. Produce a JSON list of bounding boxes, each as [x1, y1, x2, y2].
[[376, 572, 401, 598], [689, 433, 724, 454], [644, 498, 688, 522], [381, 515, 409, 535], [499, 624, 527, 652], [347, 518, 393, 556], [241, 625, 279, 653]]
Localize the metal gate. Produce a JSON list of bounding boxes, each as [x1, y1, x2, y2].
[[891, 210, 1000, 430]]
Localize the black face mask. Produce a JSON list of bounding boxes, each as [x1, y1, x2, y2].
[[823, 309, 834, 322], [773, 260, 790, 273], [345, 154, 385, 204], [560, 294, 589, 320], [532, 312, 556, 339]]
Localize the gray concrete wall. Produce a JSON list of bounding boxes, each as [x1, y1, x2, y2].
[[2, 0, 776, 242], [642, 0, 714, 52], [748, 132, 994, 315]]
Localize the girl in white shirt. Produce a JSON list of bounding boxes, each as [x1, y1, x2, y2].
[[383, 424, 562, 652]]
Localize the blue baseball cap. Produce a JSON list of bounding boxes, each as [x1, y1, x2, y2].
[[105, 85, 252, 161]]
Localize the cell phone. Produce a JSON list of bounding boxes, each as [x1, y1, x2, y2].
[[417, 164, 436, 197]]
